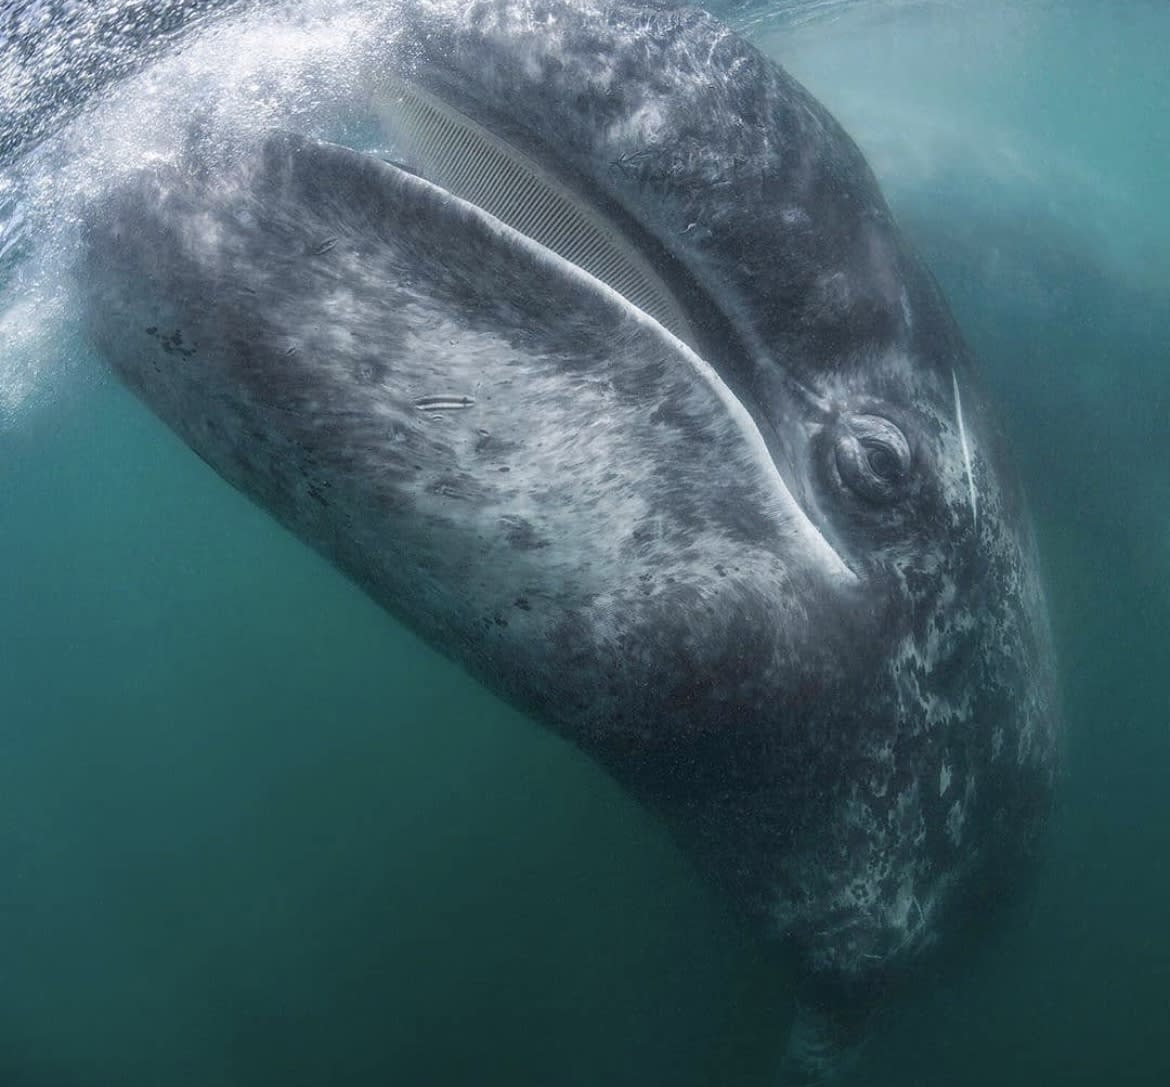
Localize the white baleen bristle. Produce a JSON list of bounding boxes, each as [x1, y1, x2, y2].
[[377, 78, 697, 347]]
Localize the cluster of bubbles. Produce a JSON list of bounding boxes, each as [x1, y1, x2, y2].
[[0, 0, 397, 424]]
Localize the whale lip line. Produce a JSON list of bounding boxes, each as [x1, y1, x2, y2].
[[349, 142, 859, 586]]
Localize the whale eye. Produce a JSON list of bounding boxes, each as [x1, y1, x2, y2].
[[834, 414, 911, 503]]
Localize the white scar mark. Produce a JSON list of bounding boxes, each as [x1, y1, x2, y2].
[[952, 370, 978, 529]]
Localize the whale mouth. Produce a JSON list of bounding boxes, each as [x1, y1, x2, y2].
[[374, 76, 701, 348], [372, 77, 857, 586]]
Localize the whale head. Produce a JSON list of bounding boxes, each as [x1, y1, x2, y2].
[[80, 2, 1060, 1079]]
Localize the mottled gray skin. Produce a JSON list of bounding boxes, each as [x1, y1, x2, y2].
[[81, 1, 1059, 1079]]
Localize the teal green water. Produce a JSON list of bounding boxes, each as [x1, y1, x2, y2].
[[3, 381, 784, 1084], [1, 2, 1168, 1084]]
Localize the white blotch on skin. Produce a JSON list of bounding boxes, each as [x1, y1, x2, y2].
[[952, 369, 978, 529], [946, 800, 965, 845]]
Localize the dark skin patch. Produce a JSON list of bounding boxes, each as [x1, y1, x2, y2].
[[144, 325, 196, 357]]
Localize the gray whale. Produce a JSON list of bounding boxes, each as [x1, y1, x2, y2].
[[81, 1, 1060, 1080]]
